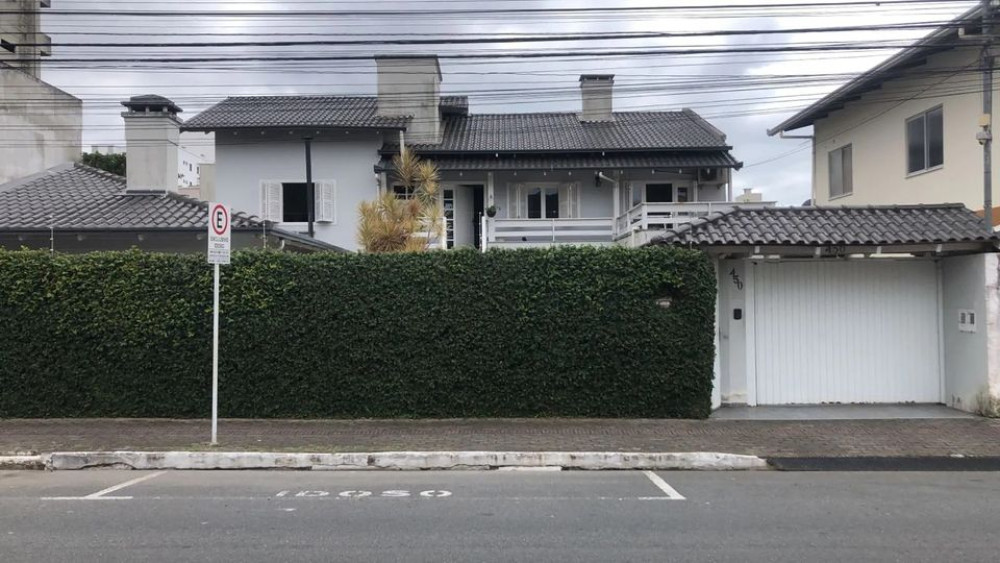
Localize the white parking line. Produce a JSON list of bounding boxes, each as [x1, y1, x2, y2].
[[638, 471, 686, 500], [41, 471, 166, 501]]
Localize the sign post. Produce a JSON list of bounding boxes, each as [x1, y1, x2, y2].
[[207, 203, 231, 445]]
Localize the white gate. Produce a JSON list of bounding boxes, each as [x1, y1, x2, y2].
[[752, 260, 941, 405]]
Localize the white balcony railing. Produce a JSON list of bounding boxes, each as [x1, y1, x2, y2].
[[483, 217, 614, 249], [480, 201, 776, 250], [614, 201, 775, 238]]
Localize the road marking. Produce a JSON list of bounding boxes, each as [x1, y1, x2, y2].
[[419, 490, 452, 498], [639, 471, 686, 500], [278, 489, 453, 499], [41, 471, 166, 501]]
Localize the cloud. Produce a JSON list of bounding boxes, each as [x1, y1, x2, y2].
[[39, 0, 978, 205]]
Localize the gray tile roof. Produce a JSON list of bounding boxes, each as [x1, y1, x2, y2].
[[0, 164, 262, 230], [377, 151, 740, 172], [652, 205, 996, 247], [182, 96, 410, 131], [184, 94, 730, 153], [406, 109, 729, 152]]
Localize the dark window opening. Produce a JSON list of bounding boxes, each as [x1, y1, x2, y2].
[[282, 182, 310, 223], [646, 183, 674, 203]]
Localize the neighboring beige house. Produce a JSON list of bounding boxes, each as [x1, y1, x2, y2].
[[767, 4, 1000, 414], [769, 4, 997, 214]]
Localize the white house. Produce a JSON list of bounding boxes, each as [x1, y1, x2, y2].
[[181, 55, 771, 252], [0, 95, 339, 254]]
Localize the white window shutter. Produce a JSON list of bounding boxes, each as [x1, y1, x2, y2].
[[260, 180, 282, 222], [316, 181, 336, 223], [513, 183, 525, 218]]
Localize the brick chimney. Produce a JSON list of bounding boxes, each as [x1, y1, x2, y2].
[[121, 95, 182, 192], [580, 74, 615, 122], [375, 55, 442, 144]]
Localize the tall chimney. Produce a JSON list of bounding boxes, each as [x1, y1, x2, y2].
[[579, 74, 615, 122], [121, 94, 182, 192], [375, 55, 442, 144]]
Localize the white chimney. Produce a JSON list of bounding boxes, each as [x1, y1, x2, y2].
[[579, 74, 615, 122], [121, 94, 182, 192], [376, 55, 442, 144]]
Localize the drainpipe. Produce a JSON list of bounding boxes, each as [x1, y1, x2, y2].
[[304, 136, 314, 238]]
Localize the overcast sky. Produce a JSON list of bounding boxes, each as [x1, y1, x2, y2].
[[39, 0, 979, 204]]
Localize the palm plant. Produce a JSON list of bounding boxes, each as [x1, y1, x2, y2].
[[357, 148, 443, 252]]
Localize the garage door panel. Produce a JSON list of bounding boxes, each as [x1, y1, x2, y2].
[[753, 260, 940, 405]]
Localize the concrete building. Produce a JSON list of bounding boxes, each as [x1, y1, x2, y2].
[[0, 0, 81, 185], [0, 0, 51, 79], [181, 56, 766, 252]]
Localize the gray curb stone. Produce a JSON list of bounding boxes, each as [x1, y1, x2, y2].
[[42, 451, 769, 471], [0, 455, 45, 470]]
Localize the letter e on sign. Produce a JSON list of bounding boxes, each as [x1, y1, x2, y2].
[[207, 202, 231, 265]]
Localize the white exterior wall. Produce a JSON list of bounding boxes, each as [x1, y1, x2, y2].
[[0, 65, 82, 185], [812, 46, 998, 208], [214, 131, 384, 251], [940, 254, 991, 412], [717, 259, 749, 404]]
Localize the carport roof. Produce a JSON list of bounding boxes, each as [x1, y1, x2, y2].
[[651, 205, 997, 248]]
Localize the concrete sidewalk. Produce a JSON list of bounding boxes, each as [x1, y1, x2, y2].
[[2, 417, 999, 458]]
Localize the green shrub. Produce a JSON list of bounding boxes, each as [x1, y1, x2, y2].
[[0, 246, 716, 419]]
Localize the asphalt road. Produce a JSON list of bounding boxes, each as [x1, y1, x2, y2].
[[1, 469, 998, 562]]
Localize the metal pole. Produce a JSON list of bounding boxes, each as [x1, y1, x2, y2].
[[304, 137, 315, 238], [211, 262, 220, 445], [984, 0, 994, 232]]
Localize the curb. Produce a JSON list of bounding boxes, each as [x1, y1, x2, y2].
[[767, 456, 1000, 471], [0, 455, 45, 470], [38, 451, 769, 471]]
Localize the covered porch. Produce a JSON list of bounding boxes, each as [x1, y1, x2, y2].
[[382, 152, 757, 249]]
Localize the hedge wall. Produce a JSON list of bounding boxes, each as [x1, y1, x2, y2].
[[0, 246, 716, 419]]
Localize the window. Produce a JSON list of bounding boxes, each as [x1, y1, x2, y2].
[[281, 182, 310, 223], [261, 181, 336, 224], [906, 107, 943, 174], [631, 184, 643, 207], [646, 183, 673, 203], [392, 185, 416, 199], [526, 187, 559, 219], [828, 144, 853, 198]]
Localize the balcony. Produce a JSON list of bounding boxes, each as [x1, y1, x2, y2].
[[484, 201, 774, 249], [483, 217, 615, 248]]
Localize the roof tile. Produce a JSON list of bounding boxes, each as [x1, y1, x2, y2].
[[653, 205, 995, 247]]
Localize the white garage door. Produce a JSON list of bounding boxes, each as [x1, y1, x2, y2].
[[753, 260, 941, 405]]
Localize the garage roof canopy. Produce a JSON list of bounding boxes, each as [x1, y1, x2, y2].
[[651, 204, 997, 255]]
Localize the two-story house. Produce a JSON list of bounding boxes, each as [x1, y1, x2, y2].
[[181, 55, 768, 252], [768, 3, 995, 211], [766, 3, 1000, 413]]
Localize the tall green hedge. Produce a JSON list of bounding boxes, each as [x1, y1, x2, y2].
[[0, 246, 716, 419]]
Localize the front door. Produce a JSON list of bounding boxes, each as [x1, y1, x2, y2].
[[472, 186, 484, 250]]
